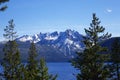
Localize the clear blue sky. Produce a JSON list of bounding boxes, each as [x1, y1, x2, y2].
[[0, 0, 120, 40]]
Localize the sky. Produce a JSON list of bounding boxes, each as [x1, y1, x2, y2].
[[0, 0, 120, 41]]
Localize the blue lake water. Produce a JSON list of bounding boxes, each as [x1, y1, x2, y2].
[[47, 63, 78, 80], [0, 63, 78, 80]]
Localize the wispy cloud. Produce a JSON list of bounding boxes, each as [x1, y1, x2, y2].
[[106, 9, 112, 13]]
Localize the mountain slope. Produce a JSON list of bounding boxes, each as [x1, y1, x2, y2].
[[0, 29, 85, 62], [16, 29, 84, 58], [0, 29, 119, 62]]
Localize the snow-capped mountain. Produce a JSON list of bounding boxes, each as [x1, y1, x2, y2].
[[0, 29, 116, 62], [16, 29, 84, 58]]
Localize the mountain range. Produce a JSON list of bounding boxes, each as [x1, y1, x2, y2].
[[0, 29, 119, 62]]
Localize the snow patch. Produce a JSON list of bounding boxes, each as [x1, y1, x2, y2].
[[65, 39, 73, 45], [19, 35, 32, 42], [34, 34, 39, 39], [45, 36, 58, 40]]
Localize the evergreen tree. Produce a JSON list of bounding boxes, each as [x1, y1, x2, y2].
[[3, 19, 18, 41], [0, 0, 9, 11], [26, 42, 39, 80], [37, 58, 57, 80], [2, 19, 22, 80], [26, 42, 57, 80], [72, 13, 111, 80], [110, 38, 120, 80]]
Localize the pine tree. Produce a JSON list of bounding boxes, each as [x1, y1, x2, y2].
[[26, 42, 57, 80], [0, 0, 9, 11], [110, 38, 120, 80], [72, 13, 111, 80], [26, 42, 39, 80], [3, 19, 18, 41], [37, 58, 57, 80], [2, 19, 22, 80]]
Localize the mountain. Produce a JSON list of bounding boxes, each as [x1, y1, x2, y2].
[[15, 29, 84, 62], [17, 29, 85, 55], [100, 37, 120, 53], [1, 29, 116, 62]]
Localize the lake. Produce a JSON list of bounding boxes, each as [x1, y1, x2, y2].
[[0, 63, 78, 80], [47, 63, 78, 80]]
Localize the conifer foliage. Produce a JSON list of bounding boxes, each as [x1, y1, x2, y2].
[[26, 42, 57, 80], [2, 19, 22, 80], [72, 13, 111, 80], [0, 0, 9, 11], [25, 42, 38, 80], [38, 58, 57, 80], [3, 19, 18, 41], [110, 38, 120, 80], [1, 19, 57, 80]]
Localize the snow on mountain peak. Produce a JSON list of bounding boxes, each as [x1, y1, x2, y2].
[[44, 32, 59, 40], [18, 35, 33, 42], [16, 29, 84, 56], [45, 36, 58, 40], [65, 38, 73, 45]]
